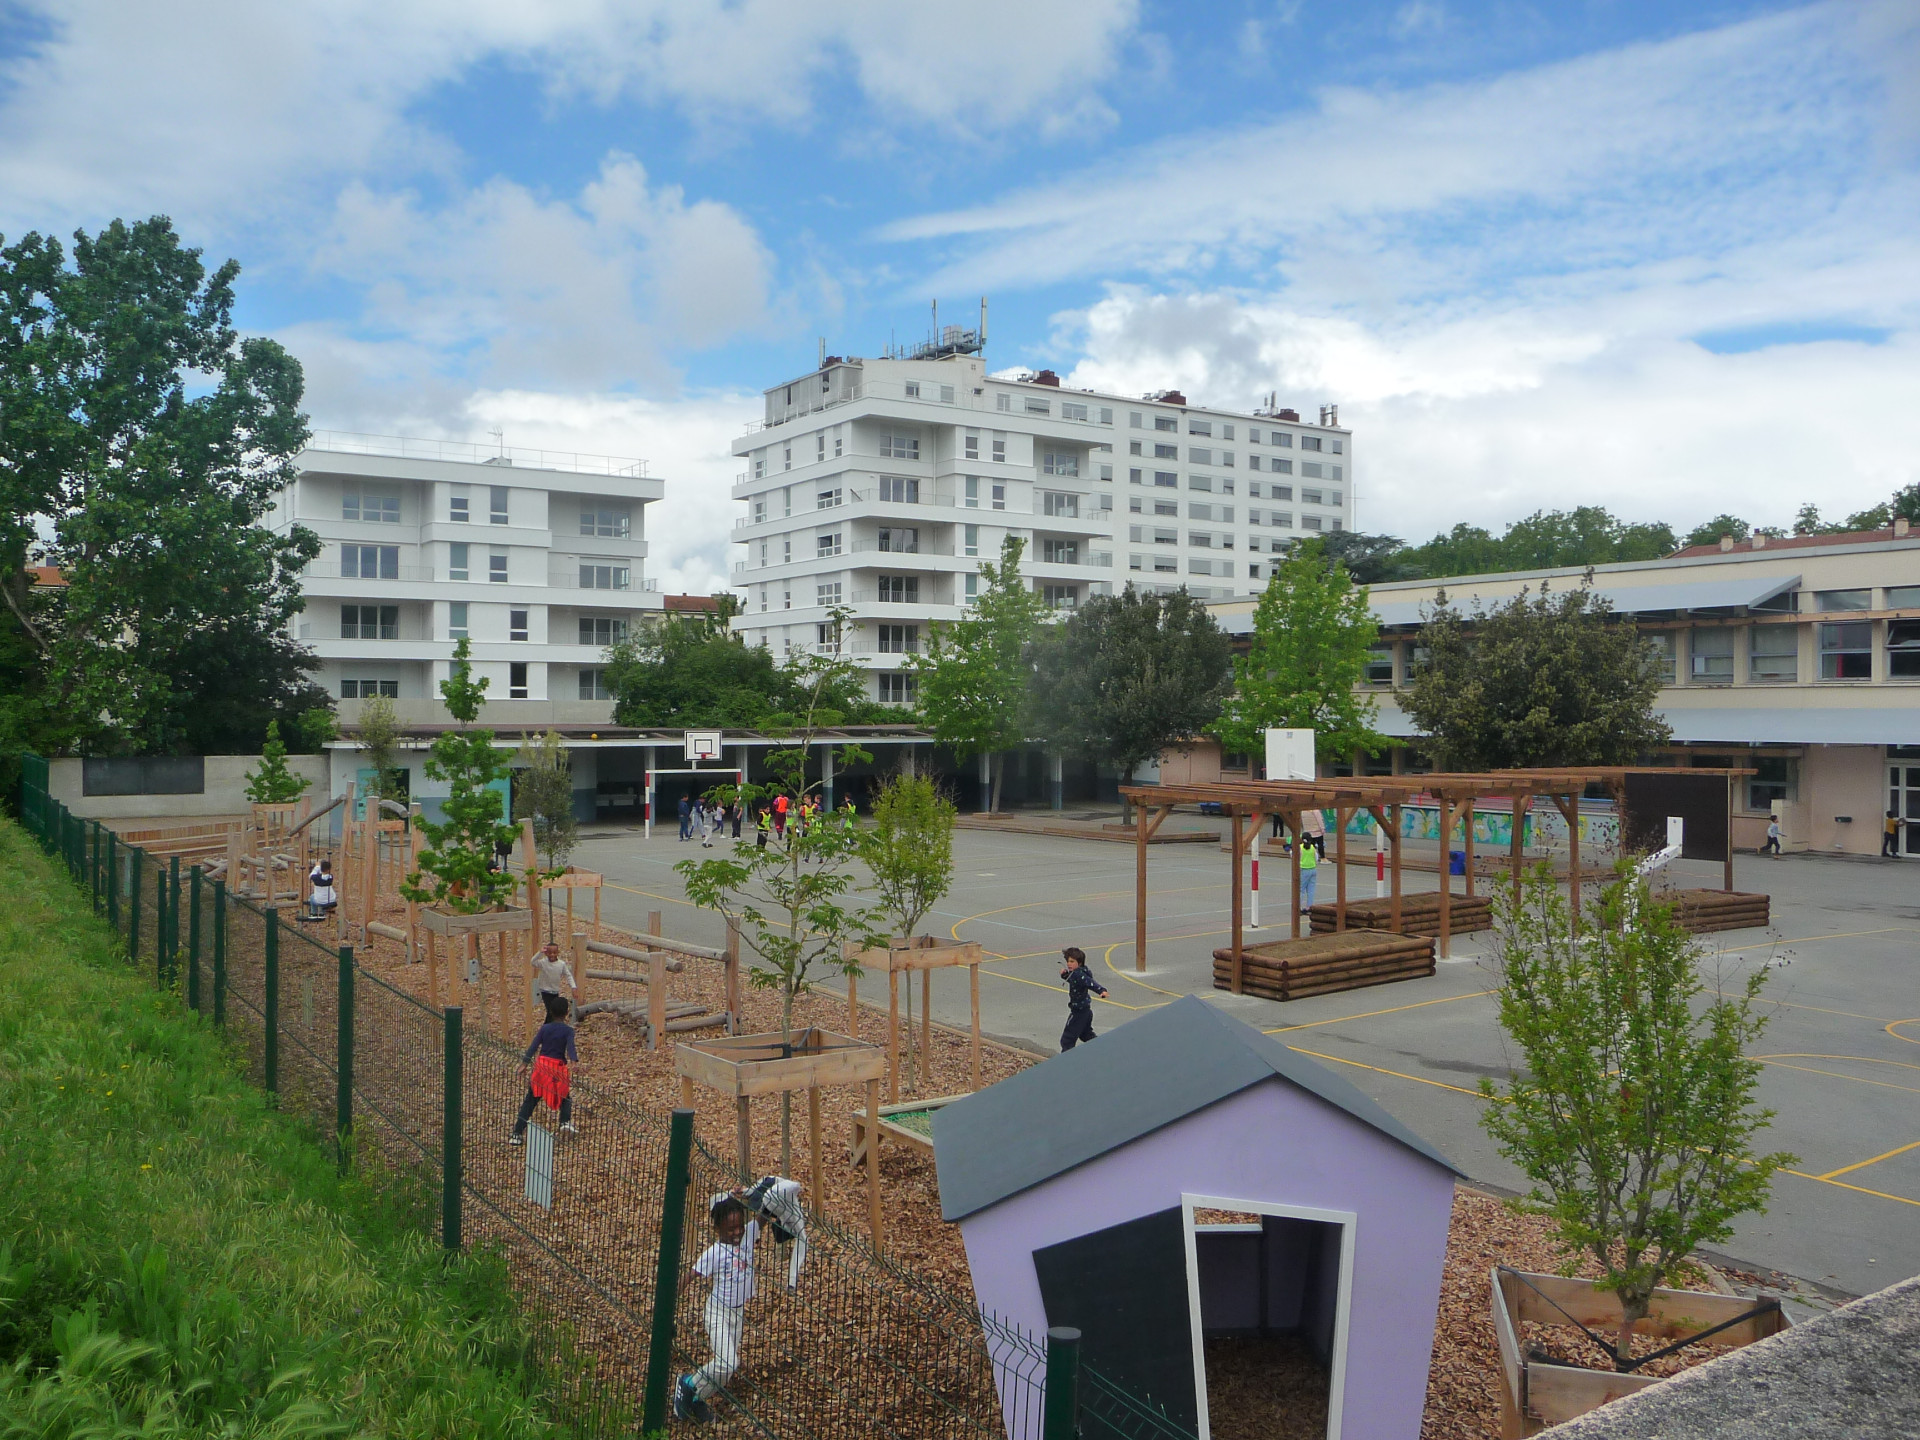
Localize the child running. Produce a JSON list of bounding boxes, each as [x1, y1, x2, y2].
[[511, 993, 577, 1144], [1058, 946, 1108, 1051], [676, 1193, 758, 1423]]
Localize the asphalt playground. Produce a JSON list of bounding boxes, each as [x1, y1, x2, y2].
[[570, 819, 1920, 1300]]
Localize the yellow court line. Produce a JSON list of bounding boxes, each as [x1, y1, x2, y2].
[[945, 880, 1229, 943], [1721, 925, 1920, 954], [1102, 941, 1187, 997], [1768, 999, 1899, 1023], [1817, 1139, 1920, 1181], [1283, 1045, 1490, 1099], [1266, 990, 1495, 1035], [1754, 1057, 1920, 1095], [1887, 1018, 1920, 1045], [1779, 1168, 1920, 1209], [604, 880, 704, 911]]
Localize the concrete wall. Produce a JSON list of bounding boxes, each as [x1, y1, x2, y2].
[[1803, 745, 1888, 856], [50, 754, 331, 821], [958, 1079, 1455, 1440]]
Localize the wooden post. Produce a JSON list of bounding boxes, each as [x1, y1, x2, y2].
[[593, 879, 601, 931], [472, 933, 485, 1038], [498, 930, 512, 1038], [1723, 774, 1735, 892], [1335, 805, 1349, 932], [648, 944, 666, 1051], [847, 966, 859, 1035], [1438, 797, 1454, 960], [679, 1074, 695, 1111], [405, 806, 423, 964], [426, 927, 440, 1007], [519, 817, 536, 912], [808, 1085, 824, 1212], [735, 1095, 751, 1182], [1565, 792, 1582, 922], [887, 964, 901, 1102], [865, 1076, 883, 1249], [920, 968, 932, 1091], [1289, 812, 1303, 941], [362, 808, 376, 943], [337, 781, 355, 945], [1229, 805, 1246, 991], [571, 926, 589, 1006], [1463, 794, 1477, 900], [1389, 803, 1403, 933], [968, 961, 981, 1091], [1134, 798, 1148, 973], [1511, 793, 1526, 901], [724, 916, 742, 1033]]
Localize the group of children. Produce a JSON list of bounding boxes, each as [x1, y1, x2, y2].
[[678, 796, 746, 846]]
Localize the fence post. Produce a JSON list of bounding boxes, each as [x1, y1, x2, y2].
[[167, 856, 182, 989], [264, 908, 280, 1100], [641, 1107, 696, 1434], [129, 848, 143, 963], [188, 866, 204, 1012], [90, 822, 100, 909], [442, 1006, 463, 1252], [337, 945, 354, 1164], [1044, 1327, 1082, 1440], [212, 879, 227, 1026], [107, 835, 119, 938]]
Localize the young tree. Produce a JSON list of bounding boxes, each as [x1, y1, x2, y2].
[[513, 729, 579, 941], [909, 534, 1049, 810], [1027, 588, 1232, 787], [354, 693, 405, 805], [243, 720, 310, 804], [0, 217, 322, 757], [1212, 537, 1384, 765], [861, 772, 958, 1089], [1481, 864, 1793, 1369], [402, 639, 520, 915], [604, 614, 882, 729], [1402, 579, 1671, 769]]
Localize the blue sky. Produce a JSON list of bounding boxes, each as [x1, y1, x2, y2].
[[3, 0, 1917, 590]]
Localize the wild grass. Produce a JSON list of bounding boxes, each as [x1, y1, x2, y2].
[[0, 819, 561, 1438]]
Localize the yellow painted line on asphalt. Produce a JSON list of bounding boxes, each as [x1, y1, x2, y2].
[[1767, 999, 1899, 1023], [1817, 1139, 1920, 1181], [1753, 1054, 1920, 1095], [1778, 1168, 1920, 1209], [1282, 1045, 1491, 1099], [1265, 990, 1496, 1034], [603, 880, 705, 911], [1721, 925, 1920, 954], [1886, 1018, 1920, 1045]]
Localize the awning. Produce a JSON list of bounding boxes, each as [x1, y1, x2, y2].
[[1368, 573, 1799, 627], [1658, 708, 1920, 746]]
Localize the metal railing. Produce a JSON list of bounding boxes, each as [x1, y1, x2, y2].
[[307, 429, 649, 478]]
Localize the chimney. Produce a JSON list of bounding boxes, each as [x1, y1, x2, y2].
[[1032, 369, 1061, 387], [1897, 517, 1912, 538], [1751, 533, 1767, 549], [1719, 535, 1735, 552]]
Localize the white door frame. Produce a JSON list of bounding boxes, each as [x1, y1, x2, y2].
[[1180, 1193, 1357, 1440]]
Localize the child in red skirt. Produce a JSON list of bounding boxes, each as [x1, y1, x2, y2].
[[511, 993, 577, 1143]]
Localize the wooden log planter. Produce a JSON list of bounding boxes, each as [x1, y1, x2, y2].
[[417, 905, 535, 1038], [1310, 890, 1494, 939], [1490, 1267, 1787, 1437], [677, 1028, 887, 1245], [572, 924, 738, 1050], [1212, 930, 1436, 1002], [842, 936, 987, 1099], [848, 1091, 968, 1168], [1666, 888, 1771, 934]]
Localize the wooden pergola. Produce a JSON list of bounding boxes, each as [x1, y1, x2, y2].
[[1121, 767, 1743, 991]]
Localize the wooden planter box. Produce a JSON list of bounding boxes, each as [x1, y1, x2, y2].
[[1309, 891, 1493, 938], [1213, 930, 1436, 1002], [1666, 888, 1770, 934], [844, 936, 987, 1097], [417, 905, 535, 938], [849, 1091, 969, 1167], [1490, 1268, 1787, 1437]]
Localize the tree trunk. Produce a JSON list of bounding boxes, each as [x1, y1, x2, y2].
[[1615, 1290, 1651, 1371], [990, 751, 1006, 813], [780, 987, 795, 1177]]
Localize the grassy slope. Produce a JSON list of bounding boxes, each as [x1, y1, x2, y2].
[[0, 819, 557, 1438]]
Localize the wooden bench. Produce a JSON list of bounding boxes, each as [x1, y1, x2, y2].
[[1309, 891, 1492, 938], [1213, 930, 1436, 1002]]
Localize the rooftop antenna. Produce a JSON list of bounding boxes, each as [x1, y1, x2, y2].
[[980, 295, 988, 350], [819, 336, 826, 368], [931, 297, 938, 350], [489, 426, 504, 455]]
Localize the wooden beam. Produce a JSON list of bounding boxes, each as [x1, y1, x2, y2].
[[1390, 803, 1403, 933], [736, 1095, 752, 1182], [1723, 773, 1735, 893], [1335, 805, 1349, 933], [1438, 797, 1453, 960], [1554, 793, 1582, 923], [1463, 794, 1476, 900], [808, 1085, 824, 1212], [1510, 793, 1525, 903], [969, 962, 981, 1090], [1230, 806, 1246, 993], [1135, 798, 1148, 974], [887, 966, 901, 1103], [1289, 811, 1303, 941], [920, 967, 932, 1091], [866, 1077, 883, 1249]]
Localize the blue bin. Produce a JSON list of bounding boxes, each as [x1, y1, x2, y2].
[[1448, 850, 1466, 875]]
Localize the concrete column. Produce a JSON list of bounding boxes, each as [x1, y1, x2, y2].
[[822, 742, 835, 811], [1051, 753, 1064, 811]]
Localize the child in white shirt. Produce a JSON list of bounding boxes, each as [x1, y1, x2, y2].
[[677, 1194, 756, 1423]]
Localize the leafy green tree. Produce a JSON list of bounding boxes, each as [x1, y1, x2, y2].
[[513, 729, 578, 941], [861, 771, 958, 1090], [1319, 531, 1416, 584], [242, 720, 310, 804], [1402, 578, 1671, 768], [1839, 483, 1920, 533], [604, 615, 880, 729], [402, 639, 519, 915], [354, 693, 405, 805], [1212, 537, 1383, 765], [1398, 508, 1678, 580], [1681, 514, 1751, 549], [290, 705, 338, 754], [1482, 864, 1792, 1369], [909, 535, 1049, 810], [0, 217, 322, 757], [1027, 588, 1233, 782]]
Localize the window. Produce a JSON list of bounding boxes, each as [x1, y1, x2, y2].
[[1042, 452, 1080, 477], [834, 431, 843, 457], [341, 679, 400, 699], [1062, 402, 1089, 421], [449, 493, 470, 522], [992, 437, 1006, 463], [941, 385, 955, 403], [878, 575, 919, 603], [509, 609, 529, 642], [964, 524, 979, 558], [1024, 396, 1050, 415], [964, 573, 979, 604], [1189, 475, 1213, 493], [880, 476, 919, 503], [1748, 757, 1797, 811], [783, 487, 792, 517], [509, 661, 529, 699], [1220, 452, 1234, 467], [1187, 532, 1213, 548], [1644, 631, 1675, 683], [1302, 515, 1323, 531], [1248, 456, 1262, 471], [878, 623, 919, 653], [752, 498, 766, 525], [1302, 462, 1323, 479], [964, 477, 980, 509], [815, 622, 841, 654], [1130, 441, 1144, 456], [817, 488, 843, 509], [578, 563, 630, 589], [490, 552, 509, 583], [580, 507, 630, 537], [1820, 621, 1872, 678], [1363, 643, 1396, 686], [448, 543, 469, 581], [904, 380, 921, 398], [817, 435, 826, 461], [1129, 554, 1144, 570], [1154, 443, 1178, 459], [783, 447, 792, 470], [343, 544, 399, 579], [1328, 490, 1343, 506], [1154, 415, 1177, 432], [1042, 539, 1079, 564], [1219, 505, 1235, 522], [1301, 436, 1323, 452], [579, 667, 610, 700], [490, 486, 510, 524], [754, 457, 766, 479], [1270, 484, 1293, 501], [878, 526, 919, 553], [1689, 629, 1734, 683], [1188, 558, 1213, 575], [1889, 620, 1920, 677], [965, 431, 980, 460], [1273, 458, 1293, 475], [879, 673, 917, 704], [1273, 432, 1293, 448], [816, 581, 843, 608], [340, 604, 398, 640], [1816, 589, 1871, 611], [1129, 525, 1144, 542], [992, 482, 1006, 511], [1189, 502, 1213, 521], [1153, 528, 1177, 545], [1043, 585, 1078, 609], [783, 537, 792, 564], [342, 492, 401, 523], [881, 434, 920, 459], [1154, 500, 1178, 517], [1188, 420, 1212, 437], [1221, 424, 1235, 441], [1889, 586, 1920, 609], [1154, 471, 1177, 488], [996, 392, 1011, 412], [1153, 555, 1178, 573], [1750, 625, 1797, 681], [817, 531, 842, 558], [1302, 488, 1323, 506], [579, 616, 629, 646], [1271, 511, 1294, 528], [1098, 464, 1113, 481], [449, 601, 469, 640], [1042, 491, 1080, 518], [1331, 439, 1344, 454]]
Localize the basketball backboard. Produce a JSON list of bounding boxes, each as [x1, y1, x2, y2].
[[684, 730, 723, 762]]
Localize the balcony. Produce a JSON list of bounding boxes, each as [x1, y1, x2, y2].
[[307, 429, 648, 477]]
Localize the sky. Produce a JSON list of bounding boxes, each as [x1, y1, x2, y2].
[[3, 0, 1917, 592]]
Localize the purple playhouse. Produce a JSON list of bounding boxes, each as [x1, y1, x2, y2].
[[932, 996, 1460, 1440]]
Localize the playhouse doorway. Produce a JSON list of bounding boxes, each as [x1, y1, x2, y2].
[[1183, 1197, 1353, 1440]]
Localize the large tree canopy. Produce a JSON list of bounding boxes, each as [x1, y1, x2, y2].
[[603, 614, 881, 729], [0, 216, 323, 757], [1401, 579, 1671, 768], [1027, 587, 1232, 776]]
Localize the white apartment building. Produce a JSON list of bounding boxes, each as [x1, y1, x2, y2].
[[272, 433, 665, 728], [730, 337, 1353, 701]]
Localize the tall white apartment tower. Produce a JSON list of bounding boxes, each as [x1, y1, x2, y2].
[[273, 433, 665, 727], [730, 335, 1353, 701]]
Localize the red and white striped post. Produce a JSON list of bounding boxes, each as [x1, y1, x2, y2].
[[1374, 823, 1387, 898]]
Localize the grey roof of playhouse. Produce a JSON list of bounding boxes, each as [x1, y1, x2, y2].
[[932, 995, 1461, 1222], [1536, 1274, 1920, 1439]]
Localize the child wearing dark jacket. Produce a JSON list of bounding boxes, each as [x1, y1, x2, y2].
[[511, 994, 577, 1142], [1059, 946, 1108, 1051]]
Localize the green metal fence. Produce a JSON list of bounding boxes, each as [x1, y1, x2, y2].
[[14, 760, 1194, 1440]]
